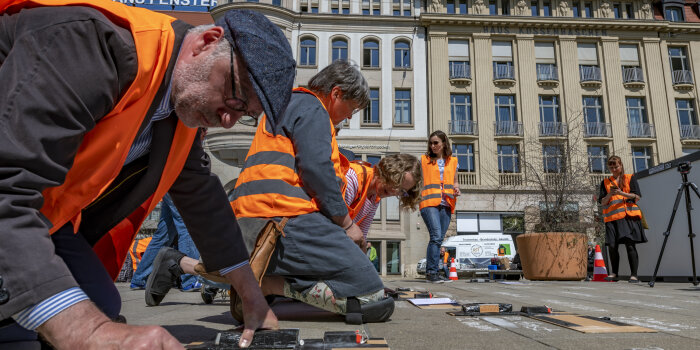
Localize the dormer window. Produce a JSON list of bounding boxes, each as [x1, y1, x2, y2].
[[665, 6, 684, 22]]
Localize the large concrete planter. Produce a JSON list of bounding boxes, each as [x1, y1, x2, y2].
[[516, 232, 587, 281]]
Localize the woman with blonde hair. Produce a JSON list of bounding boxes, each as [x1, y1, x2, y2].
[[599, 155, 647, 283]]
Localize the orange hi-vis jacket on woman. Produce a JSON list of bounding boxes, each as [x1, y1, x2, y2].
[[231, 87, 348, 218], [344, 160, 375, 226], [602, 174, 642, 223], [2, 0, 198, 278], [420, 154, 458, 213]]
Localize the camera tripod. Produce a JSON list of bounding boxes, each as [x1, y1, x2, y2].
[[649, 163, 699, 287]]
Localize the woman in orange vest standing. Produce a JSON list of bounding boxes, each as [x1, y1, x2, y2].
[[420, 131, 460, 283], [599, 155, 647, 283]]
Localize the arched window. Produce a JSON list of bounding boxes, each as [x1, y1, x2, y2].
[[394, 40, 410, 68], [363, 40, 380, 68], [299, 37, 316, 66], [332, 38, 348, 62]]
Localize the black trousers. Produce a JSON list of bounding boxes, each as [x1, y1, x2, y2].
[[0, 224, 121, 346]]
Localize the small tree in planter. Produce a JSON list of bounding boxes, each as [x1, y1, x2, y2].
[[491, 111, 610, 280]]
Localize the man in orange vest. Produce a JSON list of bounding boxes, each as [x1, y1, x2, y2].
[[0, 2, 295, 349], [230, 60, 394, 324]]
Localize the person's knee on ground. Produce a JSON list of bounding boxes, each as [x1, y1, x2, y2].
[[282, 281, 393, 323]]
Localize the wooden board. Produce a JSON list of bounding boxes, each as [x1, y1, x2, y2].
[[526, 313, 657, 334]]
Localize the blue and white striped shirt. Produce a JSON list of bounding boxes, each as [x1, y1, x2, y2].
[[14, 85, 246, 330]]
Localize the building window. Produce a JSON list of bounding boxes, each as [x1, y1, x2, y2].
[[492, 41, 514, 79], [626, 97, 646, 124], [460, 0, 468, 13], [572, 1, 580, 16], [363, 88, 380, 125], [583, 2, 592, 17], [332, 38, 348, 62], [620, 44, 643, 83], [449, 39, 470, 79], [272, 0, 281, 5], [373, 0, 380, 15], [543, 145, 565, 173], [543, 1, 551, 16], [394, 89, 411, 124], [453, 144, 475, 172], [489, 0, 497, 15], [625, 3, 634, 19], [495, 95, 519, 135], [299, 37, 316, 66], [535, 42, 557, 81], [677, 99, 700, 139], [665, 6, 684, 22], [631, 146, 653, 172], [311, 5, 319, 13], [501, 0, 510, 15], [394, 40, 411, 68], [669, 47, 693, 84], [531, 0, 539, 16], [386, 241, 401, 274], [583, 96, 607, 137], [446, 0, 455, 13], [613, 3, 621, 18], [578, 43, 600, 81], [587, 145, 608, 173], [403, 0, 411, 16], [539, 95, 563, 136], [363, 40, 380, 68], [451, 94, 473, 134], [498, 145, 520, 173]]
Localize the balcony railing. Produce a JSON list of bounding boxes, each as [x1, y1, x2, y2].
[[494, 121, 523, 136], [672, 70, 694, 85], [627, 123, 655, 138], [680, 124, 700, 139], [539, 122, 567, 137], [536, 64, 559, 81], [449, 61, 471, 80], [449, 120, 478, 135], [493, 65, 515, 80], [622, 67, 644, 83], [589, 174, 608, 187], [579, 65, 602, 82], [499, 173, 523, 187], [457, 172, 477, 186], [583, 122, 612, 137]]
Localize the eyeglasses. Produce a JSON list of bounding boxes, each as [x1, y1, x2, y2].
[[228, 44, 259, 127], [430, 141, 441, 145]]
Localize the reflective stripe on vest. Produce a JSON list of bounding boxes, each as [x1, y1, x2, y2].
[[419, 154, 457, 213], [3, 0, 198, 279], [602, 174, 642, 222], [231, 87, 348, 218]]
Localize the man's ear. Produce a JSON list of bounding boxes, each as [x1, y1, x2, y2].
[[331, 85, 344, 101], [192, 26, 225, 56]]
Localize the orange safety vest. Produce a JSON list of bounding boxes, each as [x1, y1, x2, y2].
[[602, 174, 642, 222], [2, 0, 198, 279], [442, 251, 449, 264], [231, 87, 348, 218], [129, 236, 153, 271], [420, 154, 457, 213], [344, 160, 375, 226]]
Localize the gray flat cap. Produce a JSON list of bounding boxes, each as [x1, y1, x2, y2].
[[215, 9, 296, 131]]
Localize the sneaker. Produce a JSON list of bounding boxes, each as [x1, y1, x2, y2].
[[440, 275, 454, 283], [201, 286, 219, 304], [145, 247, 185, 306], [129, 282, 145, 290], [426, 274, 444, 284], [182, 281, 202, 292]]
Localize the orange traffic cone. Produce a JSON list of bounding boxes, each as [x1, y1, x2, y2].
[[592, 244, 610, 282], [449, 258, 459, 281]]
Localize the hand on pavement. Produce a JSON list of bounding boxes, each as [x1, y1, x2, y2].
[[38, 300, 183, 350]]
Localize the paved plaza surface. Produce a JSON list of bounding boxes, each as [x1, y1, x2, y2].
[[118, 278, 700, 350]]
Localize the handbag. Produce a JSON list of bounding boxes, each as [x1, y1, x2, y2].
[[193, 217, 288, 285]]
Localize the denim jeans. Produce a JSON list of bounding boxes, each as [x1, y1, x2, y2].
[[131, 194, 200, 288], [420, 206, 452, 275]]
